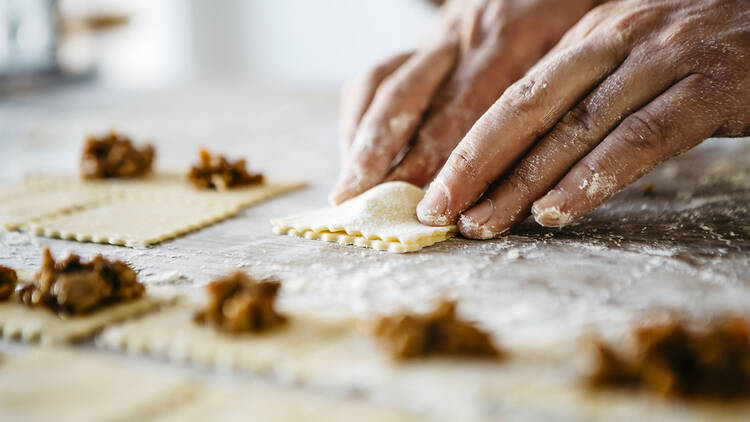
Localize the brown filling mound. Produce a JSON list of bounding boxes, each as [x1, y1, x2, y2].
[[0, 265, 17, 302], [81, 131, 155, 179], [187, 149, 263, 190], [194, 271, 286, 333], [589, 317, 750, 401], [374, 300, 502, 360], [18, 249, 145, 315]]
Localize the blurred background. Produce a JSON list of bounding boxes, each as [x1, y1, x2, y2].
[[0, 0, 438, 93]]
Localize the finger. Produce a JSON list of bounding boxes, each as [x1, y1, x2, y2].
[[339, 51, 413, 164], [417, 34, 631, 226], [330, 42, 458, 205], [386, 49, 525, 188], [549, 0, 616, 55], [388, 0, 599, 189], [457, 45, 684, 238], [531, 73, 722, 227]]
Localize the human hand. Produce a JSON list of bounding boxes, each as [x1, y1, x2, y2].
[[331, 0, 597, 204], [417, 0, 750, 238]]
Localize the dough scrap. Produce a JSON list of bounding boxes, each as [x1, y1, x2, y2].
[[0, 349, 197, 422], [1, 173, 305, 247], [271, 182, 456, 253]]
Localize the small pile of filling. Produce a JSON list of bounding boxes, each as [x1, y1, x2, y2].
[[194, 271, 286, 333], [187, 149, 264, 190], [589, 316, 750, 401], [0, 265, 17, 301], [19, 249, 145, 315], [81, 131, 155, 179], [374, 300, 502, 360]]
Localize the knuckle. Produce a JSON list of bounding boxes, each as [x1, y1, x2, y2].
[[616, 110, 668, 154], [445, 145, 492, 189], [451, 148, 480, 178], [548, 104, 598, 153], [503, 78, 544, 117], [507, 167, 535, 196], [609, 5, 664, 42]]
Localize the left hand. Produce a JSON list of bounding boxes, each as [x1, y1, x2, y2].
[[417, 0, 750, 238]]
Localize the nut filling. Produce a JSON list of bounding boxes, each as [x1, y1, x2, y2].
[[374, 300, 502, 360], [18, 249, 145, 315], [81, 131, 155, 179], [194, 272, 286, 333], [0, 265, 17, 302], [188, 149, 264, 190], [589, 317, 750, 401]]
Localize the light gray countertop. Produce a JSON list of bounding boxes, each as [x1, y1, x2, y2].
[[1, 82, 750, 421], [1, 82, 748, 350]]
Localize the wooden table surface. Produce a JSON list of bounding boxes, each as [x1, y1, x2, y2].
[[0, 82, 749, 419]]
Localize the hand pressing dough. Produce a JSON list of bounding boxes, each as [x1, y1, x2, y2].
[[271, 182, 456, 253], [1, 173, 305, 247], [0, 349, 197, 422]]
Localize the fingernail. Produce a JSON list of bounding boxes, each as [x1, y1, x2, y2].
[[458, 200, 503, 240], [417, 182, 450, 225], [462, 199, 494, 226], [531, 190, 571, 227]]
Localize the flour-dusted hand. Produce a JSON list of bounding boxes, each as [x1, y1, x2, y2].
[[330, 0, 598, 205], [418, 0, 750, 238]]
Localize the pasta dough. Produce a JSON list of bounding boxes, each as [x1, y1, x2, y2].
[[0, 349, 197, 422], [28, 197, 241, 247], [271, 182, 456, 253], [0, 173, 305, 247], [0, 176, 111, 229], [152, 380, 419, 422], [0, 269, 168, 344], [0, 297, 166, 344], [97, 305, 377, 385], [94, 304, 750, 421]]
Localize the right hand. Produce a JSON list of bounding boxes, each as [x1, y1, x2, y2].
[[331, 0, 601, 205]]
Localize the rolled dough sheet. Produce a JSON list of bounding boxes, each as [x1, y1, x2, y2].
[[0, 176, 112, 229], [95, 305, 750, 422], [0, 297, 167, 345], [271, 182, 456, 253], [27, 196, 241, 247], [0, 349, 197, 422], [153, 381, 421, 422], [97, 304, 378, 384], [0, 268, 169, 345], [13, 173, 305, 247]]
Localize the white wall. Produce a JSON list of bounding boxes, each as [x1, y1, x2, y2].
[[60, 0, 438, 90], [232, 0, 437, 90]]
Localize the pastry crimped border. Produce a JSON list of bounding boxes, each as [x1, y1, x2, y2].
[[0, 296, 168, 345], [17, 178, 306, 247], [27, 203, 242, 248], [97, 305, 362, 378], [0, 178, 115, 230], [271, 225, 455, 253]]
